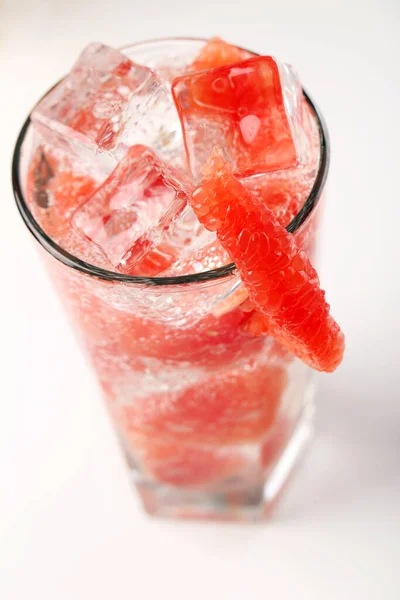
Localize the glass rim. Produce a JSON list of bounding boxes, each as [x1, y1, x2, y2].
[[11, 37, 330, 287]]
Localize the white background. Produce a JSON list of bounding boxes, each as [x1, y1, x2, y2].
[[1, 1, 399, 598]]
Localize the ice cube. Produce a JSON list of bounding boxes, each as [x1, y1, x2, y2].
[[73, 144, 189, 271], [172, 55, 308, 181], [32, 43, 185, 176]]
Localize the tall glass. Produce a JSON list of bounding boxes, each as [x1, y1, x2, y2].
[[12, 38, 329, 521]]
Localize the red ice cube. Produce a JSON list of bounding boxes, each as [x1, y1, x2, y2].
[[172, 56, 306, 181]]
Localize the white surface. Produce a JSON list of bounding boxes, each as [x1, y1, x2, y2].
[[1, 1, 399, 598]]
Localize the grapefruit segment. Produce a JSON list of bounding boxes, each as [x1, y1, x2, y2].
[[190, 150, 345, 372], [189, 37, 253, 72]]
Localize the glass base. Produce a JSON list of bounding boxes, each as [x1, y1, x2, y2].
[[130, 402, 315, 522]]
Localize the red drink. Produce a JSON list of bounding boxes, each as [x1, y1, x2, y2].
[[13, 38, 342, 520]]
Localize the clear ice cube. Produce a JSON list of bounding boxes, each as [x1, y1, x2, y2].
[[172, 55, 309, 182], [32, 43, 185, 176], [73, 144, 189, 271]]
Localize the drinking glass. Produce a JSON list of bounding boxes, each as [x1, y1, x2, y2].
[[12, 38, 329, 521]]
